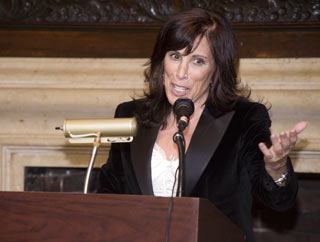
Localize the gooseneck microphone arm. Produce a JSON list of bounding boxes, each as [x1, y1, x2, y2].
[[172, 98, 194, 197], [173, 130, 186, 197]]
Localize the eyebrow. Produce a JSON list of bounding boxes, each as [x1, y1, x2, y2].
[[191, 54, 209, 60], [169, 50, 210, 60]]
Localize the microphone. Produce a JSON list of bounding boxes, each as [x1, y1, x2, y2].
[[173, 98, 194, 131], [172, 98, 194, 197], [56, 117, 137, 143]]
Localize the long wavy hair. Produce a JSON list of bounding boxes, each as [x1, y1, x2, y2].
[[134, 8, 250, 128]]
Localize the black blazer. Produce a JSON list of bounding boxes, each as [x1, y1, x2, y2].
[[98, 100, 298, 242]]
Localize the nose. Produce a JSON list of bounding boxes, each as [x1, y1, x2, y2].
[[176, 60, 188, 80]]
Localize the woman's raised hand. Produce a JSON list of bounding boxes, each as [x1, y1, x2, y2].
[[258, 121, 308, 180]]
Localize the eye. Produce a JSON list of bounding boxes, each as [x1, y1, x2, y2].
[[193, 57, 206, 66], [168, 51, 180, 60]]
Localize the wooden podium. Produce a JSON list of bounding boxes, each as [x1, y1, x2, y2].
[[0, 191, 245, 241]]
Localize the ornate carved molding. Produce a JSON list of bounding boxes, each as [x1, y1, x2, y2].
[[0, 0, 319, 25]]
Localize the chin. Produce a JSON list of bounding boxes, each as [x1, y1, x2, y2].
[[167, 96, 181, 106], [167, 98, 175, 106]]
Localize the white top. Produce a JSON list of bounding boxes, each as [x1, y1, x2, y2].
[[151, 143, 179, 197]]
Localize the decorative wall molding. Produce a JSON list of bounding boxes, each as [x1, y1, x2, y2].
[[1, 57, 319, 90], [1, 145, 109, 191], [291, 150, 320, 173], [239, 58, 320, 90], [0, 0, 319, 24], [0, 57, 147, 89]]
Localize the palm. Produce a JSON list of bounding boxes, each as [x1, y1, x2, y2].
[[259, 121, 308, 165]]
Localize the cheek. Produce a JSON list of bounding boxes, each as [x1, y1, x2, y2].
[[163, 72, 171, 89], [163, 78, 177, 106], [192, 70, 212, 85], [164, 61, 175, 78], [193, 81, 210, 97], [190, 70, 212, 94]]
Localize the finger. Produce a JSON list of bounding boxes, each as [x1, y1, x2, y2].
[[279, 132, 290, 152], [291, 121, 308, 134], [288, 130, 298, 145], [270, 134, 283, 155], [258, 142, 273, 161]]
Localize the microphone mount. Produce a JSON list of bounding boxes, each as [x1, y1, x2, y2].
[[172, 98, 194, 197], [173, 131, 186, 197]]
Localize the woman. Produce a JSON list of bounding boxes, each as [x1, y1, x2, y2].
[[97, 8, 307, 242]]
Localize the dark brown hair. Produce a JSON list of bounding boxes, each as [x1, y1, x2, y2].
[[134, 8, 250, 127]]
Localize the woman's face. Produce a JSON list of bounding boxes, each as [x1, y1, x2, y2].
[[163, 37, 214, 109]]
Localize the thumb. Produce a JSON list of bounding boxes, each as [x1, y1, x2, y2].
[[292, 121, 308, 134]]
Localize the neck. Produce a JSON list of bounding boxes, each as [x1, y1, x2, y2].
[[166, 101, 205, 131]]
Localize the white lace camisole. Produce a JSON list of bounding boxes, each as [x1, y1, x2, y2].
[[151, 143, 179, 197]]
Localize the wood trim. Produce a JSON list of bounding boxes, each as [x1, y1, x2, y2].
[[1, 22, 319, 58], [0, 26, 319, 58], [233, 24, 320, 58], [0, 27, 157, 58]]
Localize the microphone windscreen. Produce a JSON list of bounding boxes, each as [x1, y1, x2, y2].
[[173, 98, 194, 118]]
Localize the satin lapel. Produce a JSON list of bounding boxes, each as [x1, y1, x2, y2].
[[184, 108, 235, 196], [130, 123, 159, 195]]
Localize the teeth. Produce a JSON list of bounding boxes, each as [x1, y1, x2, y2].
[[174, 85, 187, 92]]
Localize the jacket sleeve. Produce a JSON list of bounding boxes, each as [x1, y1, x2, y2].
[[96, 103, 127, 194], [97, 143, 126, 194], [240, 103, 298, 212]]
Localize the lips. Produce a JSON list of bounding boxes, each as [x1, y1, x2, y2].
[[172, 84, 188, 96], [174, 84, 187, 91]]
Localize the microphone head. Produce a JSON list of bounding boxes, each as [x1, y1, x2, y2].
[[173, 98, 195, 119], [173, 98, 194, 131]]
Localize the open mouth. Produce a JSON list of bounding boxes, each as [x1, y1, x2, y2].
[[172, 84, 188, 94]]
